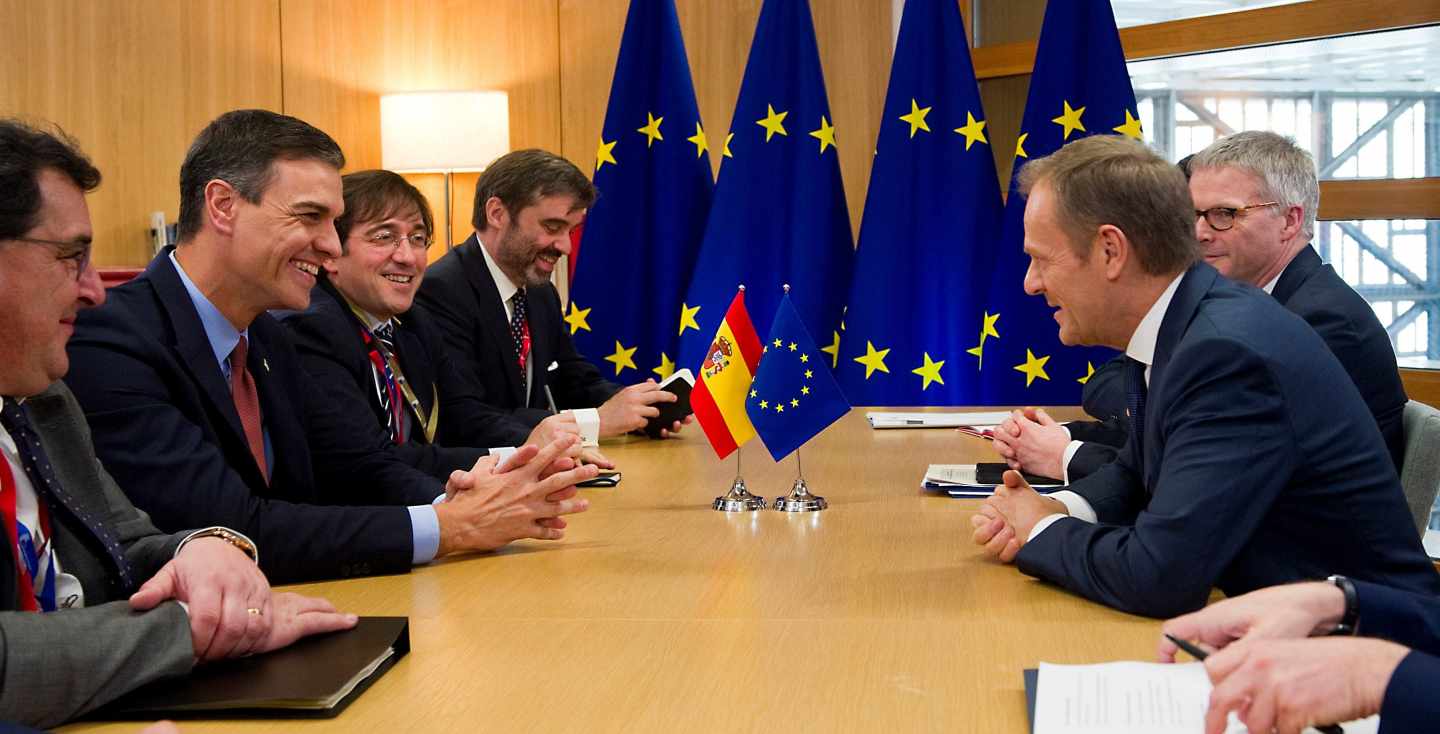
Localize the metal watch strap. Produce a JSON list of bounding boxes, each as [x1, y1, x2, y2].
[[1326, 574, 1359, 635], [177, 526, 259, 563]]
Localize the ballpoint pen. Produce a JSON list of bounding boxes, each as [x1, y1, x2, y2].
[[1163, 633, 1343, 734]]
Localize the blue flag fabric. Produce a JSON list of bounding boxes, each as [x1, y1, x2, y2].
[[836, 0, 1003, 406], [974, 0, 1133, 404], [568, 0, 714, 383], [746, 293, 850, 462], [676, 0, 854, 375]]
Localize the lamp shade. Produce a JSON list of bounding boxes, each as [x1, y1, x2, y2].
[[380, 91, 509, 171]]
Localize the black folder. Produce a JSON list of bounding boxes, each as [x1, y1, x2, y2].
[[93, 616, 409, 720], [1024, 668, 1039, 734]]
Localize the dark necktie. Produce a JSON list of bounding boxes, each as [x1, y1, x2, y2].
[[0, 399, 136, 593], [371, 323, 405, 443], [229, 336, 268, 483], [509, 288, 530, 396], [1125, 357, 1148, 457]]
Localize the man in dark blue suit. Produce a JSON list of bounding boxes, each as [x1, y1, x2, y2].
[[280, 169, 612, 475], [1159, 578, 1439, 734], [970, 135, 1438, 618], [994, 132, 1407, 481], [415, 149, 690, 443], [65, 110, 596, 584]]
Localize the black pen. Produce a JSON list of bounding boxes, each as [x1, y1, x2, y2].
[[1164, 634, 1343, 734]]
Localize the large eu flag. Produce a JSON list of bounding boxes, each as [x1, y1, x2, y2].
[[567, 0, 714, 383], [974, 0, 1135, 404], [836, 0, 1003, 406], [746, 292, 850, 462], [676, 0, 853, 375]]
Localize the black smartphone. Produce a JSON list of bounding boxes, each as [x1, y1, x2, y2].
[[644, 369, 694, 438]]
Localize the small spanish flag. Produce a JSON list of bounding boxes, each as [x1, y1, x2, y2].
[[691, 288, 763, 459]]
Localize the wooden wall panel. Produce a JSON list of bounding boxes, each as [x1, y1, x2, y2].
[[557, 0, 892, 240], [0, 0, 282, 267]]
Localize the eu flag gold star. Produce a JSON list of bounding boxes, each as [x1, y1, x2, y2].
[[653, 352, 676, 380], [1113, 109, 1143, 140], [678, 302, 701, 336], [822, 330, 840, 368], [775, 404, 785, 413], [899, 98, 932, 138], [912, 352, 946, 391], [595, 138, 618, 171], [637, 112, 664, 147], [773, 338, 783, 348], [952, 112, 988, 150], [1015, 132, 1029, 160], [1077, 361, 1095, 385], [686, 122, 709, 158], [809, 116, 837, 154], [1013, 349, 1051, 387], [801, 385, 810, 395], [756, 104, 789, 141], [563, 302, 592, 335], [722, 132, 734, 158], [604, 341, 638, 375], [1052, 100, 1087, 140], [980, 311, 1000, 341], [787, 342, 797, 352], [759, 399, 769, 410], [854, 340, 891, 379], [799, 353, 809, 363], [790, 398, 799, 408]]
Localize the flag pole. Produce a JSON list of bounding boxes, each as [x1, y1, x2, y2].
[[712, 285, 767, 512], [773, 283, 827, 513]]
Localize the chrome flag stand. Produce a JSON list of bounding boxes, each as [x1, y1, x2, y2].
[[773, 447, 826, 512], [713, 444, 767, 511]]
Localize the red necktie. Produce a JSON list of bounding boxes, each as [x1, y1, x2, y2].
[[230, 336, 269, 483], [0, 456, 38, 611]]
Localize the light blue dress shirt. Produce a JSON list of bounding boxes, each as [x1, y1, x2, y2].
[[168, 253, 440, 564]]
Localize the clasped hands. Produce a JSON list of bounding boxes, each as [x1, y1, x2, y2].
[[969, 468, 1068, 563], [1157, 583, 1408, 734]]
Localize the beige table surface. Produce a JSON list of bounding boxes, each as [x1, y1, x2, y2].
[[68, 408, 1163, 733]]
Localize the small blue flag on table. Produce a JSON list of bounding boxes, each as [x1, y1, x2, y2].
[[746, 292, 850, 462]]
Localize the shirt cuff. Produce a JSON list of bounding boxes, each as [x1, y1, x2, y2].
[[569, 408, 600, 446], [1047, 490, 1098, 524], [408, 504, 441, 564], [490, 446, 519, 470], [1027, 514, 1070, 543], [1061, 440, 1084, 484]]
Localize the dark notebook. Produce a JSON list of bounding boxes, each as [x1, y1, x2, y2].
[[976, 462, 1062, 487], [1024, 668, 1039, 734], [93, 616, 409, 720]]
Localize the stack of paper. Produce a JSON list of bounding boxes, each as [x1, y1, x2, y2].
[[923, 464, 1062, 497], [866, 410, 1011, 434]]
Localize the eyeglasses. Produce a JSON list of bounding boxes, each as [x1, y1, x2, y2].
[[1194, 202, 1279, 232], [365, 229, 431, 252], [5, 236, 92, 281]]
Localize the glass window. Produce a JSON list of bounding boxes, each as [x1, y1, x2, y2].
[[1127, 26, 1440, 179], [1108, 0, 1303, 28], [1315, 219, 1439, 362]]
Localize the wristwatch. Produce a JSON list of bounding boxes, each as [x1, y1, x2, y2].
[[1325, 574, 1359, 635], [177, 526, 260, 563]]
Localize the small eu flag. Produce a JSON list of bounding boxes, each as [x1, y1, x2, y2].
[[973, 0, 1131, 404], [746, 292, 850, 462]]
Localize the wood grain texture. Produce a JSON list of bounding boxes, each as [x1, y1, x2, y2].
[[0, 0, 282, 267], [279, 0, 563, 172], [556, 0, 891, 241], [1318, 178, 1440, 221], [1402, 369, 1440, 409], [62, 408, 1163, 734]]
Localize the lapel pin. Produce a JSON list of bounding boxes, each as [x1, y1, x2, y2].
[[262, 358, 270, 373]]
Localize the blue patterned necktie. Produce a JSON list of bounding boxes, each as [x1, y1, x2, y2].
[[1125, 357, 1148, 458], [371, 322, 404, 443], [0, 399, 136, 593], [509, 288, 530, 396]]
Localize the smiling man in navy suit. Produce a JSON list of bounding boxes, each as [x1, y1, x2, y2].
[[969, 134, 1438, 618]]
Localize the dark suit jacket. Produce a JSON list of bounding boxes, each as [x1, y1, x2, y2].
[[280, 277, 534, 476], [0, 382, 193, 729], [65, 249, 442, 584], [1015, 264, 1440, 618], [415, 236, 620, 429], [1063, 245, 1408, 480], [1354, 580, 1440, 733]]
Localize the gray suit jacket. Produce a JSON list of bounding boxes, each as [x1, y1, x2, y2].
[[0, 382, 194, 728]]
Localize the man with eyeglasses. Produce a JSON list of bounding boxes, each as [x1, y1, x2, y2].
[[64, 110, 597, 586], [993, 131, 1407, 482], [280, 170, 613, 477], [0, 118, 357, 728]]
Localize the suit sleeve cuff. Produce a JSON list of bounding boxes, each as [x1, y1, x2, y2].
[[408, 504, 441, 564], [1027, 514, 1070, 543], [1380, 650, 1440, 728], [1047, 490, 1098, 523], [1061, 440, 1084, 484], [568, 408, 600, 446]]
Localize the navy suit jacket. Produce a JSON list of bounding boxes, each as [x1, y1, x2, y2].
[[1353, 580, 1440, 733], [415, 236, 620, 429], [1015, 264, 1440, 618], [65, 249, 442, 583], [280, 277, 534, 476], [1063, 245, 1407, 480]]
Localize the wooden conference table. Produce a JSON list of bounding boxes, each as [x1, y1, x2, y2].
[[71, 409, 1165, 733]]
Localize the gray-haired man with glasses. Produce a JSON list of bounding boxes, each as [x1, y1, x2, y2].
[[993, 130, 1407, 482]]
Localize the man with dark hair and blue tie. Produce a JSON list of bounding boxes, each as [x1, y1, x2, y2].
[[0, 118, 356, 728], [969, 134, 1438, 618]]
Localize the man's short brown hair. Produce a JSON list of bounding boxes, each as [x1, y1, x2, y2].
[[335, 170, 434, 253], [470, 149, 596, 232], [1017, 135, 1199, 276]]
